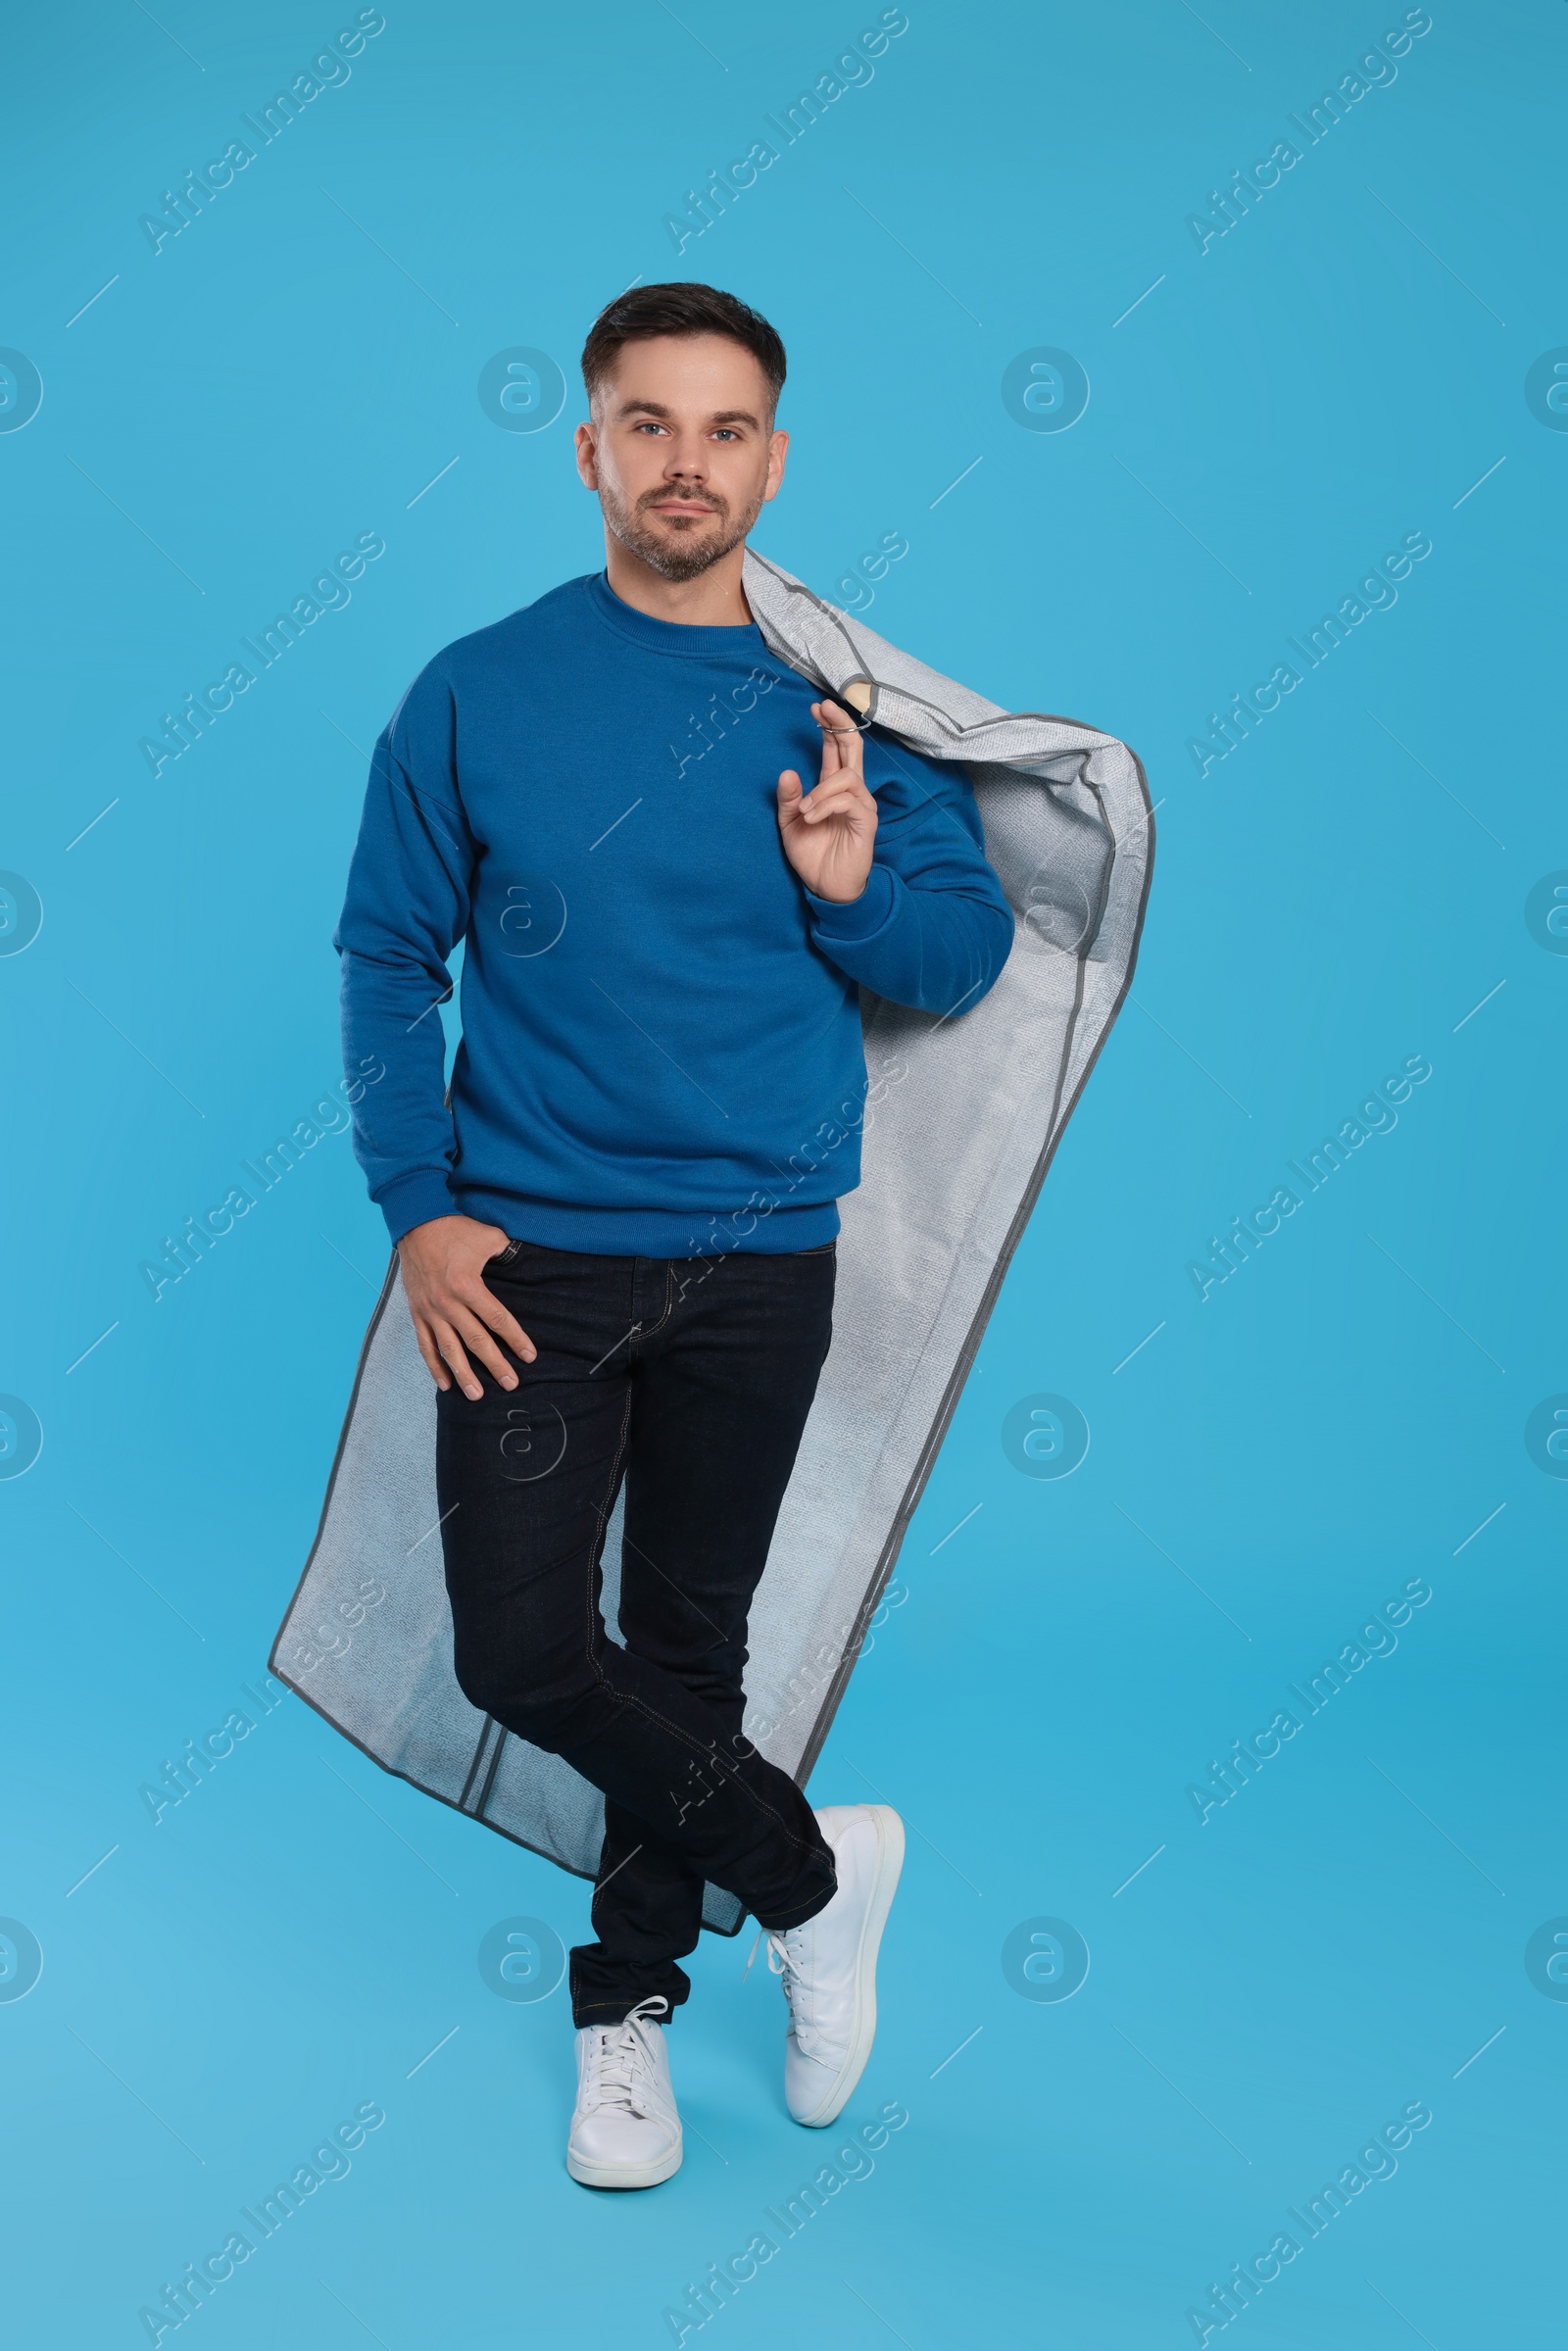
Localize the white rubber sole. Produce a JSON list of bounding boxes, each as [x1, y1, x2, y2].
[[795, 1804, 905, 2129], [565, 2132, 683, 2189]]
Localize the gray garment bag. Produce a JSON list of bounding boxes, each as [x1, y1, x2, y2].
[[270, 551, 1153, 1934]]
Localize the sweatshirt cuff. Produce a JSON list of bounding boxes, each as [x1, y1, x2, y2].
[[804, 861, 898, 943], [376, 1168, 457, 1248]]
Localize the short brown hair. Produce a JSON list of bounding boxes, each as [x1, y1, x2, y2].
[[580, 281, 787, 417]]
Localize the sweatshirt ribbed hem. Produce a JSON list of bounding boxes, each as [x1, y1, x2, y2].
[[456, 1189, 840, 1259]]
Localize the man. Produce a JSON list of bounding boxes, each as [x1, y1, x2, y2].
[[335, 282, 1013, 2188]]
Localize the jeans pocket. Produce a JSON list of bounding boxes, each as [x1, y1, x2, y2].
[[491, 1237, 524, 1268]]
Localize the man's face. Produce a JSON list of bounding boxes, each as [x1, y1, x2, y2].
[[575, 333, 787, 582]]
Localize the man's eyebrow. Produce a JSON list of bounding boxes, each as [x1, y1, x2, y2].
[[616, 398, 762, 427]]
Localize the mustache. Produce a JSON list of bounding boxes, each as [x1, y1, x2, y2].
[[640, 488, 724, 515]]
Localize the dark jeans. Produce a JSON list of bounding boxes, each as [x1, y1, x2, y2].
[[435, 1237, 841, 2028]]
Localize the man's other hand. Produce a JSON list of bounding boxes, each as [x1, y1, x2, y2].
[[776, 699, 878, 903], [398, 1215, 536, 1400]]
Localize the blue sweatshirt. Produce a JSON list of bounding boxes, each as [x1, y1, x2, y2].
[[335, 569, 1013, 1256]]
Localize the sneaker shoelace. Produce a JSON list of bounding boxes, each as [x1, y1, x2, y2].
[[584, 1994, 669, 2119], [747, 1926, 828, 2061]]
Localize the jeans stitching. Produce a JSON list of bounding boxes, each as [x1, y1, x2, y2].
[[630, 1258, 677, 1347]]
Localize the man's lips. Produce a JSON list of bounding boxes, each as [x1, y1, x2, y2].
[[649, 499, 719, 516]]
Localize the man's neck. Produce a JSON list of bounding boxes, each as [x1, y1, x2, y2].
[[602, 536, 754, 627]]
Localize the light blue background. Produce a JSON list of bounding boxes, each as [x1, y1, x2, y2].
[[3, 1, 1562, 2343]]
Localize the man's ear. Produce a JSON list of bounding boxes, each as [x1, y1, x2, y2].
[[573, 419, 601, 490]]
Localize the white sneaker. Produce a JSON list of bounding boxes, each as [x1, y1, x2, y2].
[[565, 1994, 683, 2188], [754, 1803, 905, 2128]]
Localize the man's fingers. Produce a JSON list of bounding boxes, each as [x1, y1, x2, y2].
[[416, 1286, 536, 1400], [776, 770, 808, 829], [445, 1298, 528, 1395], [413, 1319, 453, 1392], [468, 1285, 537, 1365], [802, 773, 875, 823], [435, 1309, 519, 1403], [812, 697, 858, 735], [432, 1320, 482, 1401], [803, 770, 869, 806], [812, 700, 864, 774]]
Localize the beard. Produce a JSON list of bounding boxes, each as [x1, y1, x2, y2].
[[598, 472, 766, 583]]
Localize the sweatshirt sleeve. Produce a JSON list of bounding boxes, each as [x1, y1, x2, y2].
[[802, 735, 1014, 1016], [333, 663, 479, 1246]]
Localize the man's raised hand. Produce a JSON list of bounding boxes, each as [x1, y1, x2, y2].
[[398, 1214, 536, 1400], [776, 699, 878, 903]]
